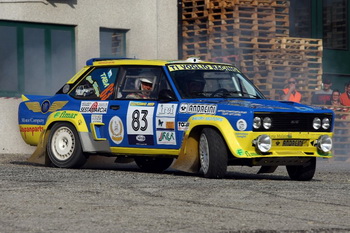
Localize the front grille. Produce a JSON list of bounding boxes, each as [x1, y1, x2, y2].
[[253, 112, 333, 132]]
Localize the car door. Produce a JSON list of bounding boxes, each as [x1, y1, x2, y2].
[[106, 65, 179, 149]]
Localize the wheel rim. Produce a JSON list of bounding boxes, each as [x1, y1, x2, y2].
[[199, 133, 210, 174], [51, 126, 75, 161]]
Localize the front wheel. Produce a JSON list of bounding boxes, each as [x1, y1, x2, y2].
[[134, 157, 174, 173], [199, 128, 228, 178], [47, 122, 87, 168], [286, 158, 316, 181]]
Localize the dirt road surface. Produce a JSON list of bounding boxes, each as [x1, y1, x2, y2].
[[1, 154, 350, 233]]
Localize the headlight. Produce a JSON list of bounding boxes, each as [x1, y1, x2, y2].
[[263, 117, 272, 129], [253, 117, 261, 129], [322, 118, 330, 130], [317, 135, 332, 152], [254, 135, 272, 153], [313, 117, 321, 130]]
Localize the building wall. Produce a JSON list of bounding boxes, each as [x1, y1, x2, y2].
[[0, 0, 178, 68], [0, 0, 178, 155]]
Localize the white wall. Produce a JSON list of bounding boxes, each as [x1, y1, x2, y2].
[[0, 0, 178, 154], [0, 98, 35, 155]]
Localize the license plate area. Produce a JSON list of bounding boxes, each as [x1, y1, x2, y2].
[[274, 139, 308, 147]]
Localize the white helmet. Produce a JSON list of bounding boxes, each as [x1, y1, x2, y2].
[[140, 77, 153, 84], [135, 71, 155, 90]]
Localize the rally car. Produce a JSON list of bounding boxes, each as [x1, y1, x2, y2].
[[18, 57, 334, 180]]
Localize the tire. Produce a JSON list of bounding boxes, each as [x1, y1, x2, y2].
[[286, 158, 316, 181], [47, 122, 87, 168], [134, 157, 174, 173], [199, 128, 228, 178]]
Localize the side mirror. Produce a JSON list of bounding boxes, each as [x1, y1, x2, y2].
[[158, 89, 176, 102]]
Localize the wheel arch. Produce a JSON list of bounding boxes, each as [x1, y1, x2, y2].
[[45, 111, 89, 133], [171, 115, 235, 173]]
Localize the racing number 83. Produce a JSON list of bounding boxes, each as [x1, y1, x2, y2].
[[131, 110, 148, 131]]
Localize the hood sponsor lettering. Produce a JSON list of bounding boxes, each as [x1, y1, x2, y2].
[[179, 103, 217, 114]]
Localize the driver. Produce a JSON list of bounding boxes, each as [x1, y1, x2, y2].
[[185, 74, 206, 98], [126, 72, 154, 99]]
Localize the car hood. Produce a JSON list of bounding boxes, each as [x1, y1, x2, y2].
[[187, 98, 331, 114]]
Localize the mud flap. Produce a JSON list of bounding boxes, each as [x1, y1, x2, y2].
[[27, 129, 51, 166], [257, 165, 278, 174], [171, 135, 200, 173]]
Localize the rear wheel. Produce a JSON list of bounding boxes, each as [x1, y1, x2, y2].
[[47, 122, 87, 168], [286, 158, 316, 181], [134, 157, 174, 173], [199, 128, 228, 178]]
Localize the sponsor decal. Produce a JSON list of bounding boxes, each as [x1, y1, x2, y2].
[[91, 115, 103, 123], [136, 135, 146, 142], [236, 149, 245, 156], [130, 101, 155, 106], [217, 109, 247, 116], [270, 133, 293, 139], [20, 118, 45, 124], [41, 100, 50, 113], [295, 107, 314, 111], [177, 121, 190, 131], [101, 70, 112, 88], [191, 116, 223, 122], [179, 103, 217, 114], [86, 76, 100, 96], [128, 135, 154, 145], [19, 126, 44, 138], [80, 101, 108, 114], [100, 83, 114, 100], [25, 101, 68, 113], [108, 116, 124, 144], [168, 64, 240, 73], [53, 111, 78, 119], [156, 131, 176, 145], [156, 117, 175, 130], [156, 104, 177, 117], [236, 119, 247, 131], [235, 132, 248, 138]]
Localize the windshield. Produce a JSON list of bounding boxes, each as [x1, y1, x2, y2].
[[167, 63, 265, 99]]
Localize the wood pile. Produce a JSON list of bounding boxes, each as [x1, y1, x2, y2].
[[181, 0, 322, 103], [181, 0, 350, 161]]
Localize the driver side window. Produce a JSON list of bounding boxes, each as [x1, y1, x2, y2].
[[117, 66, 174, 100]]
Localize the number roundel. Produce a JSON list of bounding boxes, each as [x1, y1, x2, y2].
[[126, 105, 154, 137]]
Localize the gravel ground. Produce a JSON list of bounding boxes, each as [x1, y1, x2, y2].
[[1, 154, 350, 233]]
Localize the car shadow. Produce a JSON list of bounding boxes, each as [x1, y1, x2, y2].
[[11, 156, 320, 181]]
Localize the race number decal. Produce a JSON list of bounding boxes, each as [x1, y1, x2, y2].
[[127, 103, 154, 145]]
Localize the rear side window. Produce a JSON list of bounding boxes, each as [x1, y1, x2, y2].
[[70, 67, 119, 100]]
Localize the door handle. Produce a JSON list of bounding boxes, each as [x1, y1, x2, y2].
[[110, 105, 120, 110]]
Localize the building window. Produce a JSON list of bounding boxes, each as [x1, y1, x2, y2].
[[289, 0, 312, 38], [0, 21, 75, 97], [323, 0, 348, 50], [100, 28, 127, 57]]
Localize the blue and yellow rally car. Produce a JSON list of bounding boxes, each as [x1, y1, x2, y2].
[[18, 58, 334, 180]]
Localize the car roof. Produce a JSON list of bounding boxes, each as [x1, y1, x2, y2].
[[86, 57, 231, 67]]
